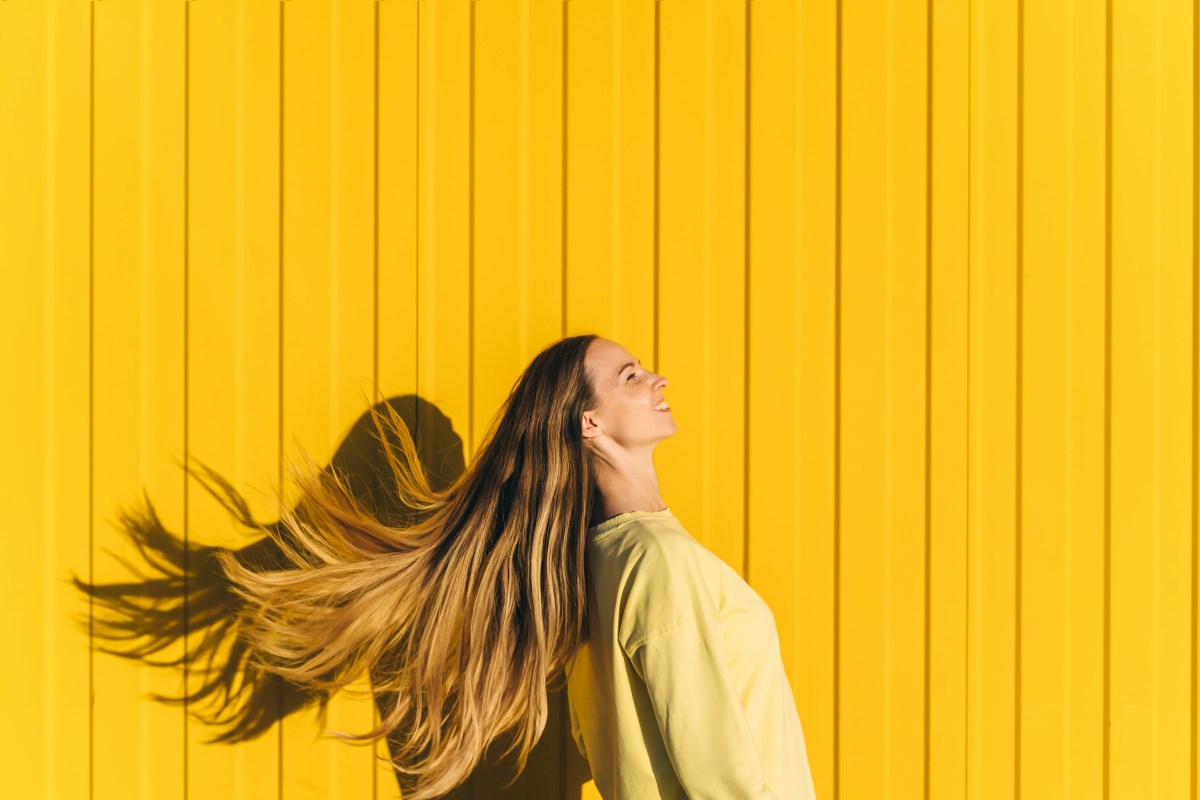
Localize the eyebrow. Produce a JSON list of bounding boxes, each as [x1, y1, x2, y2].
[[617, 359, 641, 378]]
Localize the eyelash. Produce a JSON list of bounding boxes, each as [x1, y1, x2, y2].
[[626, 372, 637, 382]]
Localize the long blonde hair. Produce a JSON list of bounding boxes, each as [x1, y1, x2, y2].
[[217, 333, 600, 798]]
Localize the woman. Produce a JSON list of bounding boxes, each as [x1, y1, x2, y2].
[[568, 337, 817, 799], [220, 333, 816, 799]]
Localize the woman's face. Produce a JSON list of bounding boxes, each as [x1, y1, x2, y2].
[[581, 338, 676, 449]]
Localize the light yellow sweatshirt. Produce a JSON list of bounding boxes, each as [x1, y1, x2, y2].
[[565, 507, 818, 799]]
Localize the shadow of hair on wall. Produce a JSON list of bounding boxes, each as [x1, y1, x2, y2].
[[73, 394, 592, 799]]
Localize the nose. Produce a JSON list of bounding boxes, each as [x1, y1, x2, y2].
[[655, 374, 668, 390]]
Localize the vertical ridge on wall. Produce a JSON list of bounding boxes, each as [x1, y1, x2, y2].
[[183, 0, 192, 788], [561, 0, 569, 343], [1015, 0, 1025, 792], [741, 0, 751, 594], [277, 0, 287, 789], [922, 0, 934, 793], [91, 2, 189, 797], [834, 0, 843, 791], [1110, 0, 1195, 797], [969, 0, 1020, 796], [564, 0, 655, 349], [0, 2, 91, 798], [1162, 0, 1194, 791], [1019, 0, 1107, 794], [779, 0, 839, 795], [469, 0, 476, 458], [279, 1, 378, 797], [89, 0, 97, 791], [336, 1, 385, 792], [374, 0, 420, 795], [374, 0, 380, 397], [1194, 0, 1200, 793], [1068, 0, 1106, 794], [281, 2, 335, 794], [838, 0, 931, 794], [370, 5, 381, 793], [418, 0, 471, 472], [929, 0, 970, 797], [1103, 0, 1113, 794], [657, 0, 667, 391], [185, 0, 282, 796]]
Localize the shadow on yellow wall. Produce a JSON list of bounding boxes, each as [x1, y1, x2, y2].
[[73, 395, 592, 798]]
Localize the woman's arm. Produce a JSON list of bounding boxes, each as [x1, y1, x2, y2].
[[628, 617, 781, 800]]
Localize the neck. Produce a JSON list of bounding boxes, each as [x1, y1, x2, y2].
[[587, 445, 666, 527]]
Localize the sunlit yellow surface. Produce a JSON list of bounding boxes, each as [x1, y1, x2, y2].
[[2, 0, 1195, 798]]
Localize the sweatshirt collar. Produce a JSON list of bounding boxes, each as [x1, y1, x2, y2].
[[586, 507, 674, 538]]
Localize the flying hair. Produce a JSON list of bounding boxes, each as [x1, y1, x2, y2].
[[216, 333, 601, 797]]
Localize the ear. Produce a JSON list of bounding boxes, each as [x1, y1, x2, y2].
[[581, 410, 601, 439]]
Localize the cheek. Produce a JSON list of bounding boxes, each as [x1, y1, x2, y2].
[[616, 398, 652, 428]]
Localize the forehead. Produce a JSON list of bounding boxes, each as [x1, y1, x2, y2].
[[587, 338, 637, 372]]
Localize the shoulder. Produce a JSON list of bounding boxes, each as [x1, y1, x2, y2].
[[590, 518, 722, 650], [588, 516, 710, 585]]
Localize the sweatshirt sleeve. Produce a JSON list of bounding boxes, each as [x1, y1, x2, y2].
[[626, 616, 781, 800]]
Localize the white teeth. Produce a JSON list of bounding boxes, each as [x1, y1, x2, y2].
[[654, 401, 670, 411]]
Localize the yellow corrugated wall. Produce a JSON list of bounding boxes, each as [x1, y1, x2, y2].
[[1, 0, 1195, 797]]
